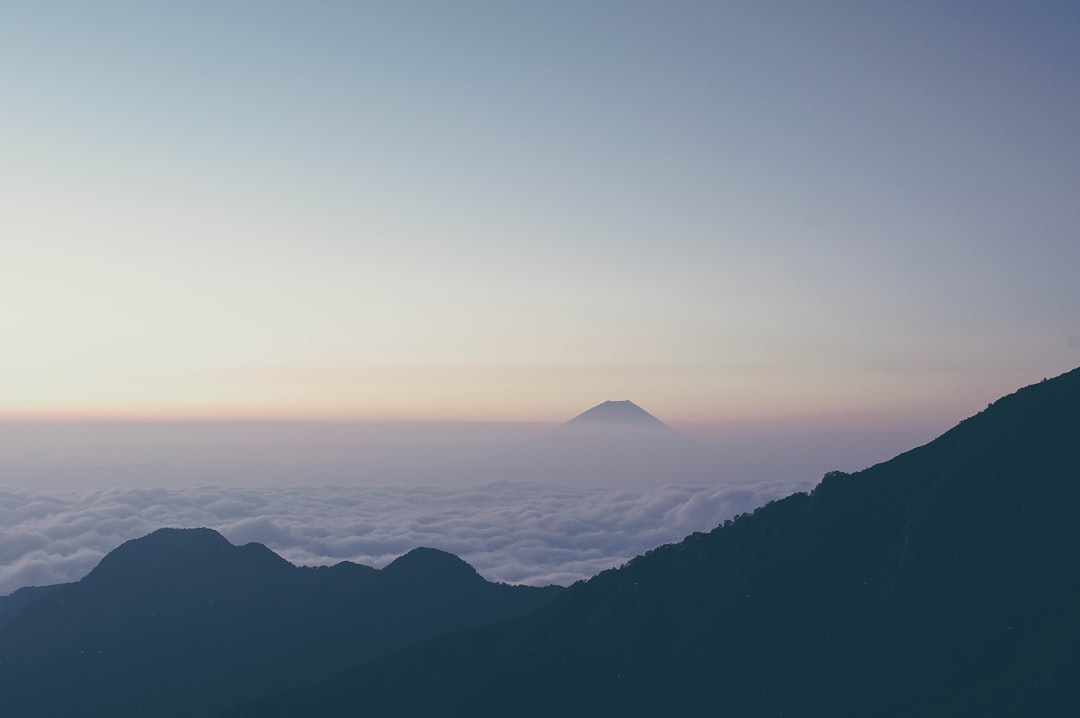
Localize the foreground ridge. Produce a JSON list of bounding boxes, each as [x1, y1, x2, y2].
[[227, 367, 1080, 717], [0, 531, 562, 718]]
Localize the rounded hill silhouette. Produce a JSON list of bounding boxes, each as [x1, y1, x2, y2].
[[0, 530, 561, 718]]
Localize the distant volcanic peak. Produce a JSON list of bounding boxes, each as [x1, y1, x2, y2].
[[565, 400, 671, 430]]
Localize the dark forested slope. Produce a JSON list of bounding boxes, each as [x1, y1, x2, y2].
[[228, 367, 1080, 718], [0, 530, 562, 718]]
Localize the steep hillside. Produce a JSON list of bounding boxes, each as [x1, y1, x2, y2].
[[227, 368, 1080, 717]]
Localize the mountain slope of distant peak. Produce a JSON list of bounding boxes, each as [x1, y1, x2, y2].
[[225, 367, 1080, 718], [563, 400, 672, 430], [513, 399, 708, 485]]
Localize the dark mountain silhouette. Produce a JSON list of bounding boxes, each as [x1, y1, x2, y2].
[[382, 546, 486, 586], [0, 583, 67, 629], [224, 367, 1080, 717], [0, 529, 562, 718]]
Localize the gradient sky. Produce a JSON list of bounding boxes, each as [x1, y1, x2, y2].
[[3, 1, 1078, 427]]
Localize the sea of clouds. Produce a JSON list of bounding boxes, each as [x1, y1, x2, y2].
[[0, 420, 933, 598], [0, 478, 816, 596]]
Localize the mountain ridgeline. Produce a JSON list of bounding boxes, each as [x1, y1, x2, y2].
[[2, 371, 1077, 717], [225, 368, 1080, 717], [0, 530, 562, 718]]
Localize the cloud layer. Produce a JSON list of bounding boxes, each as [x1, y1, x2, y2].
[[0, 478, 814, 596]]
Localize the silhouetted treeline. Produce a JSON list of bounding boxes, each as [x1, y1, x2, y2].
[[0, 531, 562, 718], [224, 367, 1080, 717]]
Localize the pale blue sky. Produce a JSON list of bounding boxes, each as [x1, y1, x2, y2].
[[2, 1, 1078, 425]]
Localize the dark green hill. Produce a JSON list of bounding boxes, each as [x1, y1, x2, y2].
[[226, 367, 1080, 717], [0, 583, 68, 629], [0, 530, 562, 718]]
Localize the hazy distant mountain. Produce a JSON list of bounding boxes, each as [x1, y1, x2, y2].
[[225, 367, 1080, 717], [510, 400, 711, 485], [0, 529, 562, 718], [562, 399, 673, 431]]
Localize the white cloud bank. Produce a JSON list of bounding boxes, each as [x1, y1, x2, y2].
[[0, 478, 815, 596]]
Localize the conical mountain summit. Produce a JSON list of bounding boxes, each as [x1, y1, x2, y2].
[[564, 400, 671, 431], [512, 399, 708, 486]]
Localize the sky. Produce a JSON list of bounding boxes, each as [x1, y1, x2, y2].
[[2, 2, 1079, 597], [2, 1, 1079, 428]]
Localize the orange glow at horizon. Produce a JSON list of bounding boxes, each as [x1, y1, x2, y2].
[[0, 360, 1007, 434]]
